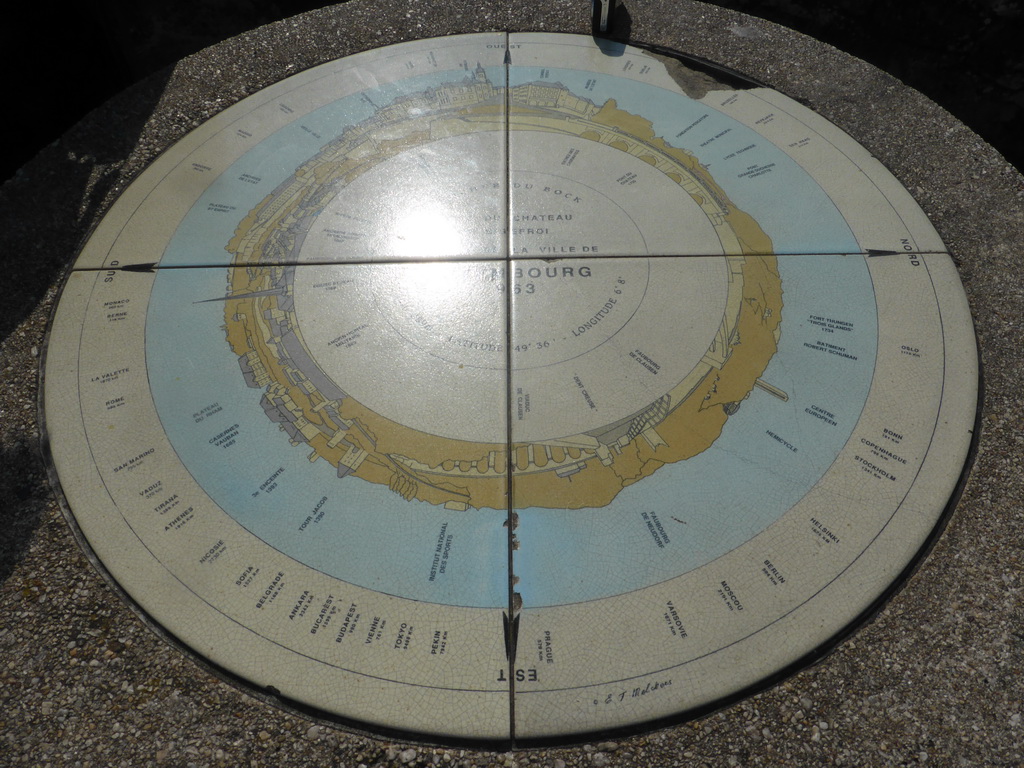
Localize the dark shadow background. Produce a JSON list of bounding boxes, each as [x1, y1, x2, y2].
[[2, 0, 1022, 186]]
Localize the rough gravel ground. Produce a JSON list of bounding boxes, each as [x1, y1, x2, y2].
[[2, 2, 1022, 766]]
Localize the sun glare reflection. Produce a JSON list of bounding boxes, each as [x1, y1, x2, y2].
[[388, 205, 467, 258], [389, 261, 479, 315]]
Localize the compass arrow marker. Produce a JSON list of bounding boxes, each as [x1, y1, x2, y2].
[[193, 288, 285, 303], [503, 611, 520, 663]]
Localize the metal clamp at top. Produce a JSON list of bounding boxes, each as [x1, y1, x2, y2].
[[592, 0, 615, 34]]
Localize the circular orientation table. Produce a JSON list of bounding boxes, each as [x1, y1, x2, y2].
[[41, 27, 977, 743]]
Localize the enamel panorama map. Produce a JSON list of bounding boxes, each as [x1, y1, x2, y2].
[[43, 33, 977, 742]]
